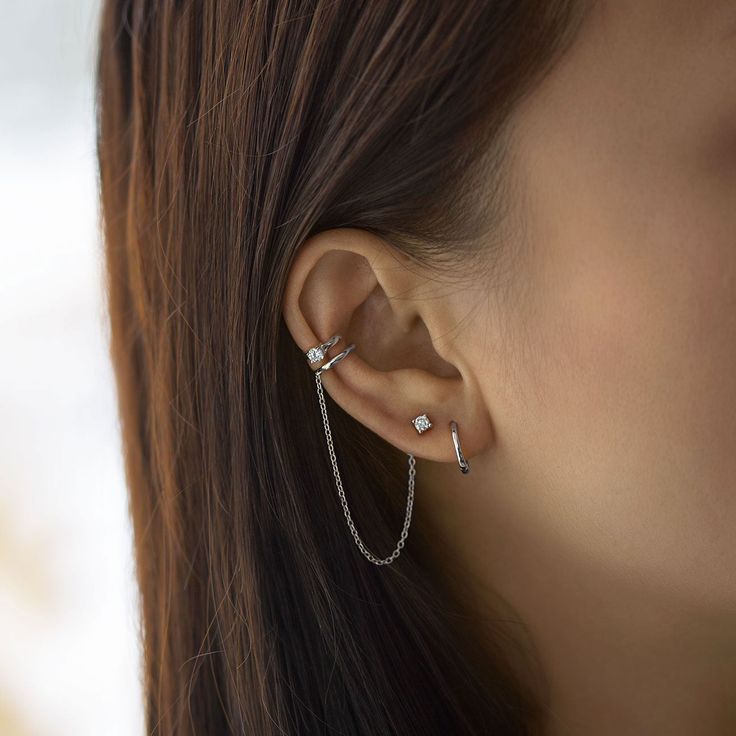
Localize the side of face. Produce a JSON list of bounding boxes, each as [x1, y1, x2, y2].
[[281, 0, 736, 616], [467, 0, 736, 610]]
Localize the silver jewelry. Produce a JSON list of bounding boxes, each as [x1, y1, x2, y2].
[[309, 341, 415, 565], [305, 334, 341, 363], [314, 343, 355, 375], [449, 420, 470, 474], [411, 413, 432, 434]]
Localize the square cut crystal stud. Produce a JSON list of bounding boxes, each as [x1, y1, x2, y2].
[[306, 346, 325, 363], [411, 413, 432, 434]]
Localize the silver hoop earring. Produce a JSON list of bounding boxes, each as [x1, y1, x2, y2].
[[449, 420, 470, 474], [308, 340, 415, 565]]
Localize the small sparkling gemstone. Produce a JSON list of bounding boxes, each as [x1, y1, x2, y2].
[[307, 346, 325, 363], [412, 414, 432, 434]]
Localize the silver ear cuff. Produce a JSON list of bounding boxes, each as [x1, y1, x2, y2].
[[314, 342, 355, 375], [305, 334, 469, 565]]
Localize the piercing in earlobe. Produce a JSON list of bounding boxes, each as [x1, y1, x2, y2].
[[411, 414, 433, 434], [449, 420, 470, 474]]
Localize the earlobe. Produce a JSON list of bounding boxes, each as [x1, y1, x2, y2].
[[303, 328, 473, 567], [282, 227, 494, 466], [306, 333, 472, 478]]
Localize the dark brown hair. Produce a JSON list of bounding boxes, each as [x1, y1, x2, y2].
[[96, 2, 589, 733]]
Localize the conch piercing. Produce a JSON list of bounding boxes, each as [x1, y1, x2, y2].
[[449, 420, 470, 474]]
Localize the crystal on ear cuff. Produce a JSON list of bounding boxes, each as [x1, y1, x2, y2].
[[305, 334, 341, 363]]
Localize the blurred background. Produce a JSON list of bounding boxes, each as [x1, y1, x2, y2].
[[0, 1, 144, 734]]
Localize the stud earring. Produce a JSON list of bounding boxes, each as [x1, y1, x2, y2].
[[449, 420, 470, 474], [411, 413, 432, 434]]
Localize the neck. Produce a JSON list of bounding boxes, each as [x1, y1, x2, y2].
[[416, 457, 736, 736]]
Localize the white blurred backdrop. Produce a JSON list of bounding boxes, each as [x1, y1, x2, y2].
[[0, 2, 144, 734]]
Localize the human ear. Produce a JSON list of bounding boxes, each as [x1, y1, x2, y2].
[[281, 227, 493, 464]]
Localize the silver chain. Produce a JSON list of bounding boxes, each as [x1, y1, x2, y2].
[[314, 370, 415, 565]]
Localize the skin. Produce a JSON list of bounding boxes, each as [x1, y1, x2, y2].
[[283, 1, 736, 733]]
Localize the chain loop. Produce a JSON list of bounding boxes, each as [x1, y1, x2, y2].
[[314, 370, 415, 565]]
